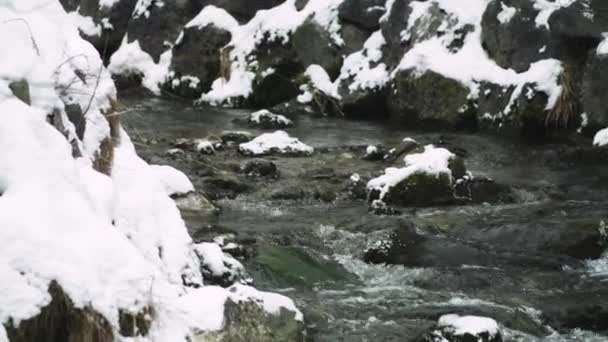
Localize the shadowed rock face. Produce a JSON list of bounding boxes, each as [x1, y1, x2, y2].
[[201, 0, 288, 23]]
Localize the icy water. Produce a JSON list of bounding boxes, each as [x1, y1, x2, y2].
[[121, 91, 608, 341]]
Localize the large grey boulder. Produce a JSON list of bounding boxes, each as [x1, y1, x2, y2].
[[164, 24, 232, 99]]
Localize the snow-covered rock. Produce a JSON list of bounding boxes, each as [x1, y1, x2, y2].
[[194, 242, 250, 287], [593, 128, 608, 147], [419, 314, 502, 342], [239, 131, 314, 156], [367, 145, 465, 206], [248, 109, 294, 129]]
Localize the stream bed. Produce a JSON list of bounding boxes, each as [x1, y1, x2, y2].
[[121, 91, 608, 342]]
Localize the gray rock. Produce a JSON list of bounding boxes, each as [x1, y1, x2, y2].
[[165, 24, 232, 99], [338, 0, 386, 31]]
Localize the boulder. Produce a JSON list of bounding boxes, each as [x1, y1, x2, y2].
[[379, 0, 415, 68], [340, 23, 371, 55], [165, 24, 232, 99], [247, 109, 293, 129], [74, 0, 138, 60], [126, 0, 205, 63], [581, 53, 608, 131], [548, 0, 608, 43], [387, 69, 477, 129], [292, 19, 343, 79], [481, 0, 552, 72], [192, 286, 305, 342], [453, 176, 515, 204], [338, 0, 386, 31]]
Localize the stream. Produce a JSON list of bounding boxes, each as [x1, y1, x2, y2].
[[121, 90, 608, 342]]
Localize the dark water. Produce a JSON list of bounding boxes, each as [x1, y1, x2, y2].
[[121, 91, 608, 342]]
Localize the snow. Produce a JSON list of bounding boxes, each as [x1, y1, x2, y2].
[[395, 0, 564, 114], [109, 38, 172, 95], [150, 165, 195, 196], [304, 64, 340, 99], [186, 5, 239, 32], [532, 0, 576, 28], [195, 139, 216, 154], [249, 109, 293, 127], [239, 131, 314, 156], [597, 33, 608, 56], [367, 145, 455, 200], [437, 314, 500, 337], [338, 31, 389, 93], [497, 2, 517, 24], [195, 242, 246, 283], [67, 11, 101, 37], [593, 128, 608, 147]]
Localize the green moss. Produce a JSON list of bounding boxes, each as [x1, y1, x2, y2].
[[254, 245, 355, 289], [388, 69, 477, 129]]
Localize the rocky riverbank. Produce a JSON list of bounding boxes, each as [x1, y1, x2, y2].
[[120, 89, 608, 341]]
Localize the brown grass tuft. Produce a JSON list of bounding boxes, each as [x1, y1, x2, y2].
[[546, 63, 579, 129]]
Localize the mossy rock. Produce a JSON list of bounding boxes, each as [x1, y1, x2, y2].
[[253, 245, 355, 289], [9, 80, 30, 105], [382, 172, 454, 207], [387, 69, 477, 129], [193, 298, 305, 342]]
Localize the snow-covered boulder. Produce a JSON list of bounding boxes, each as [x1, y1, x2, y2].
[[367, 145, 466, 206], [248, 109, 294, 129], [188, 285, 305, 342], [418, 314, 502, 342], [239, 131, 314, 156], [165, 12, 234, 99], [63, 0, 138, 60], [195, 242, 250, 287]]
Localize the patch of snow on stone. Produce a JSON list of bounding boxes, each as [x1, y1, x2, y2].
[[306, 64, 340, 99], [497, 2, 517, 24], [437, 314, 500, 337], [338, 31, 389, 93], [597, 33, 608, 56], [239, 131, 313, 156], [593, 128, 608, 147], [532, 0, 576, 28]]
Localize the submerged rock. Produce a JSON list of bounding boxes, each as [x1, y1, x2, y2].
[[240, 159, 279, 178]]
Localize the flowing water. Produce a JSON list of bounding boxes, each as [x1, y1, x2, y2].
[[121, 91, 608, 341]]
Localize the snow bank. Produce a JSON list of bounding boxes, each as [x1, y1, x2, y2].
[[593, 128, 608, 147], [239, 131, 314, 156], [437, 314, 500, 338], [367, 145, 455, 200]]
